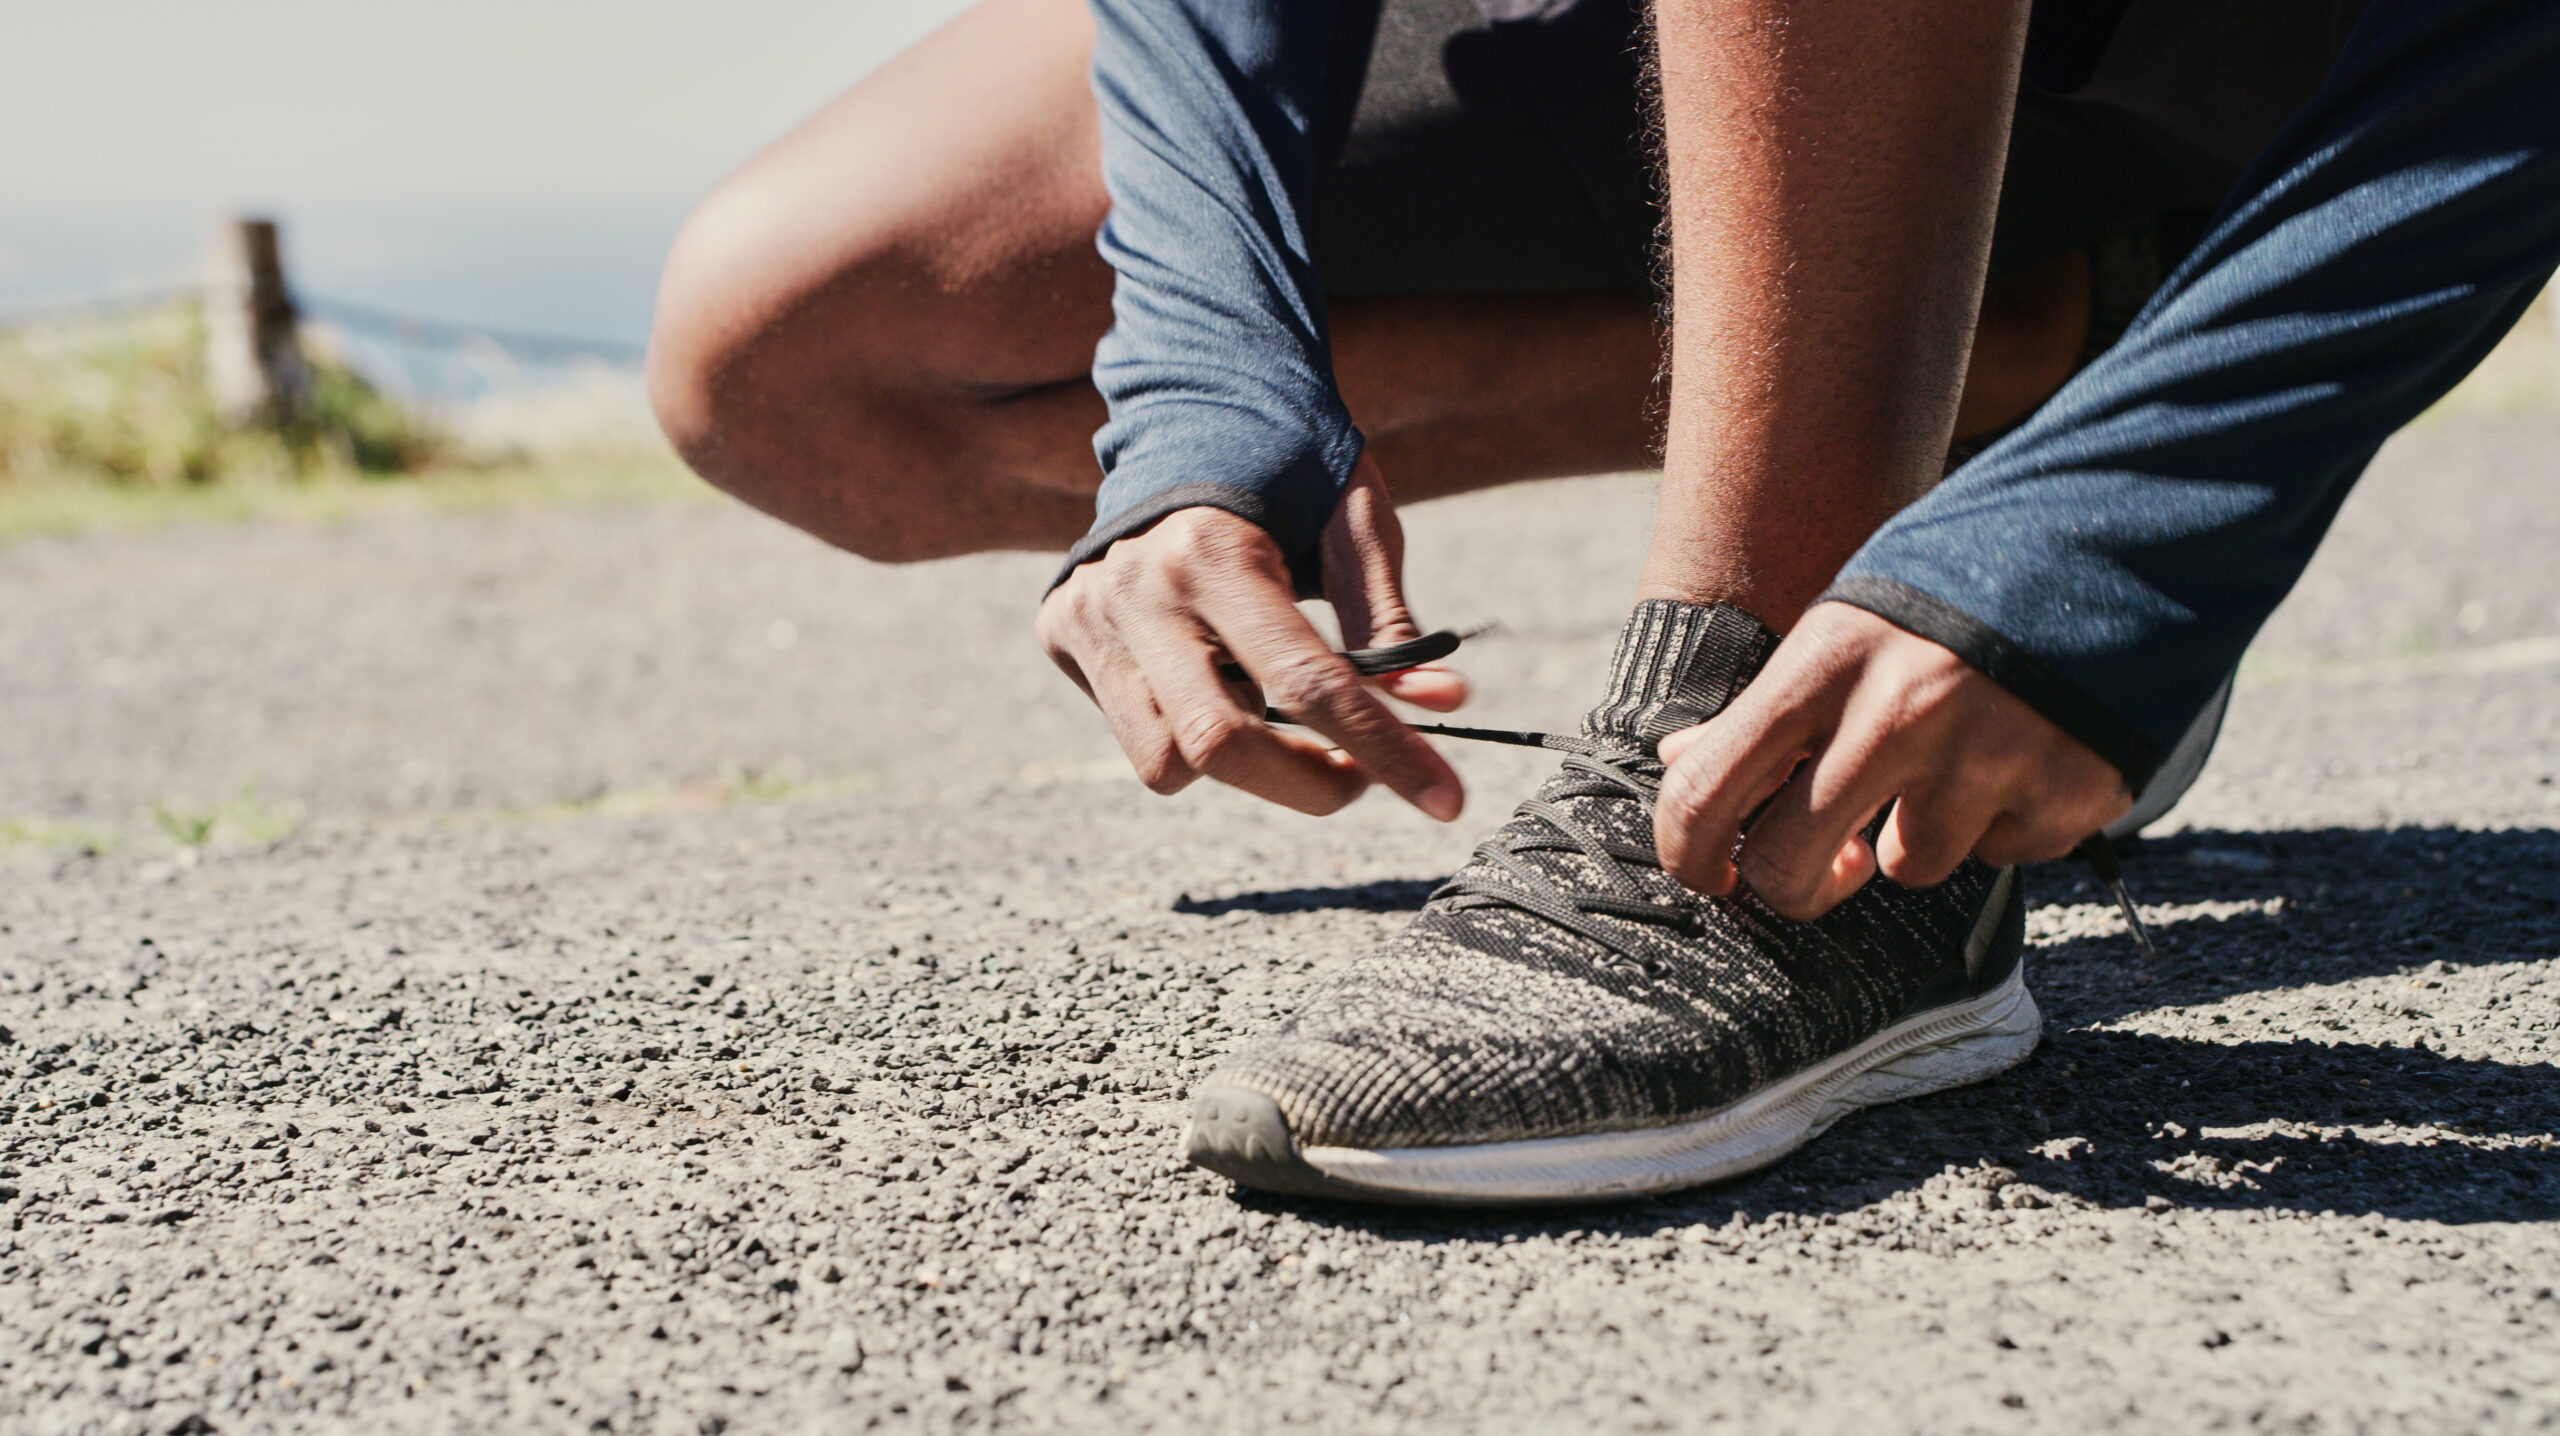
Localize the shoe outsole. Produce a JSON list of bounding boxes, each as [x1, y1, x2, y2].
[[1184, 964, 2042, 1207]]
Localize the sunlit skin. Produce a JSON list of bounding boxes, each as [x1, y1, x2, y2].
[[648, 0, 2125, 914]]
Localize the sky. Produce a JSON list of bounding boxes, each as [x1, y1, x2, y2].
[[0, 0, 976, 341]]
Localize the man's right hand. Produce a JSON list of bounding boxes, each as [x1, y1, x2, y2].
[[1035, 455, 1467, 821]]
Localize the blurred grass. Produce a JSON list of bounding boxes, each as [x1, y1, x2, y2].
[[149, 780, 304, 849], [0, 299, 443, 484], [0, 299, 706, 543]]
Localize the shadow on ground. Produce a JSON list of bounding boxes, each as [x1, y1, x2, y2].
[[1192, 826, 2560, 1234], [1173, 880, 1442, 918]]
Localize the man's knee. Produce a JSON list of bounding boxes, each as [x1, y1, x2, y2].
[[645, 168, 952, 561], [649, 169, 866, 473]]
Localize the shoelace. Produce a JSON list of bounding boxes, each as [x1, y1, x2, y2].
[[1259, 629, 2161, 959], [1427, 737, 1700, 975]]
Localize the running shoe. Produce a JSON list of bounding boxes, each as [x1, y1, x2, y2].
[[1184, 599, 2039, 1205]]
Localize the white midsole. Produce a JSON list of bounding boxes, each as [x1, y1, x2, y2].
[[1299, 964, 2042, 1202]]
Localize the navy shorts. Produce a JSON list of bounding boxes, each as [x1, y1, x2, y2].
[[1314, 0, 2370, 298]]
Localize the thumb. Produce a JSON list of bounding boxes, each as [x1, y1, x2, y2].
[[1322, 454, 1468, 713]]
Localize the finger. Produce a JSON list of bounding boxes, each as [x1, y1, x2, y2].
[[1199, 581, 1465, 822], [1970, 738, 2134, 867], [1874, 782, 2008, 890], [1975, 812, 2079, 869], [1653, 675, 1832, 897], [1325, 454, 1470, 713], [1040, 590, 1196, 793], [1735, 715, 1918, 920], [1739, 784, 1892, 921], [1128, 621, 1373, 817], [1975, 804, 2113, 869], [1657, 723, 1707, 766], [1034, 599, 1098, 702], [1322, 454, 1406, 654], [1378, 666, 1469, 712], [1080, 642, 1200, 798]]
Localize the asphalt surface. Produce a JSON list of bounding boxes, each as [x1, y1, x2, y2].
[[3, 415, 2556, 1434]]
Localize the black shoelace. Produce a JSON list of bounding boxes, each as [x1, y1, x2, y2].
[[1426, 737, 1701, 975], [1258, 629, 2161, 960]]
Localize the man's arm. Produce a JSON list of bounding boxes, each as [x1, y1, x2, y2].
[[1656, 0, 2560, 917], [1635, 0, 2035, 629], [1038, 0, 1466, 823], [1624, 0, 2107, 914], [1820, 0, 2560, 778], [1070, 0, 1359, 584]]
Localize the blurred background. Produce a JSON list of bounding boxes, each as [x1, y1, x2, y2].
[[0, 0, 971, 506]]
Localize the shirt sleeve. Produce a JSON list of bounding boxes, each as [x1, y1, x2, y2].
[[1058, 0, 1365, 597], [1821, 0, 2560, 790]]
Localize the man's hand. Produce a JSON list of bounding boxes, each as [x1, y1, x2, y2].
[[1036, 455, 1467, 820], [1654, 603, 2131, 920]]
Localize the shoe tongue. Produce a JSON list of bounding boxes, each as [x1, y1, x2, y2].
[[1582, 599, 1781, 748]]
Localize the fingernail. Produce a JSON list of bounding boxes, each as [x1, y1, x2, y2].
[[1418, 785, 1463, 823]]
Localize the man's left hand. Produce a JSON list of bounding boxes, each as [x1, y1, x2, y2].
[[1654, 603, 2133, 920]]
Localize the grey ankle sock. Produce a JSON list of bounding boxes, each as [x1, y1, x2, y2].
[[1582, 599, 1781, 748]]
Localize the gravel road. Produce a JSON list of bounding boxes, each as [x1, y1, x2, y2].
[[3, 415, 2556, 1433]]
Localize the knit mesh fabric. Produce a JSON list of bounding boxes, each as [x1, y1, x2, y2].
[[1202, 599, 2003, 1151]]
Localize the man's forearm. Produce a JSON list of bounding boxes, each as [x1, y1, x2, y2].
[[1827, 0, 2560, 784], [1068, 0, 1363, 596], [1639, 0, 2033, 626]]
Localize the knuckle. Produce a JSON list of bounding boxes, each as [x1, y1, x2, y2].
[[1364, 599, 1419, 643], [1100, 555, 1155, 606], [1875, 671, 1963, 734], [1880, 840, 1960, 888], [1130, 745, 1191, 796], [1169, 707, 1249, 768], [1258, 651, 1358, 717], [1958, 737, 2028, 782], [1739, 849, 1819, 906], [1654, 767, 1710, 833], [1177, 512, 1274, 570], [1033, 605, 1076, 657]]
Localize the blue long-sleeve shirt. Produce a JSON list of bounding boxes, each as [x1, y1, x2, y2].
[[1064, 0, 1364, 599], [1067, 0, 2560, 788]]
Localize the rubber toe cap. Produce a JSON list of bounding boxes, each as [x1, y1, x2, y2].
[[1184, 1083, 1368, 1200]]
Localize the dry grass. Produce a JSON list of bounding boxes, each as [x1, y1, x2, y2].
[[0, 299, 445, 486], [0, 299, 706, 542]]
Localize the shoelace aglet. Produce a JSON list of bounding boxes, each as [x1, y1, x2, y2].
[[2074, 834, 2160, 962]]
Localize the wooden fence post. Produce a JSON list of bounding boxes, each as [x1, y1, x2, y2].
[[204, 216, 310, 427]]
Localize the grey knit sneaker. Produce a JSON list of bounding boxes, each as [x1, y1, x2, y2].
[[1184, 600, 2039, 1206]]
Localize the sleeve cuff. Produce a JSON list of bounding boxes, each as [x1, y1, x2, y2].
[[1048, 482, 1328, 599], [1816, 575, 2166, 791]]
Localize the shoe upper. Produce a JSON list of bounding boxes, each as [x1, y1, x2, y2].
[[1199, 600, 2015, 1152]]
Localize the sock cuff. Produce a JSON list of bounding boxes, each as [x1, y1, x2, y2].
[[1583, 600, 1781, 746]]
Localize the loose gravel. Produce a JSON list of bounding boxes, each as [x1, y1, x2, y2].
[[2, 416, 2555, 1433]]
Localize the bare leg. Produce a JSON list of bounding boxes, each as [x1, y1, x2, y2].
[[1640, 0, 2035, 626], [649, 0, 2079, 564]]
